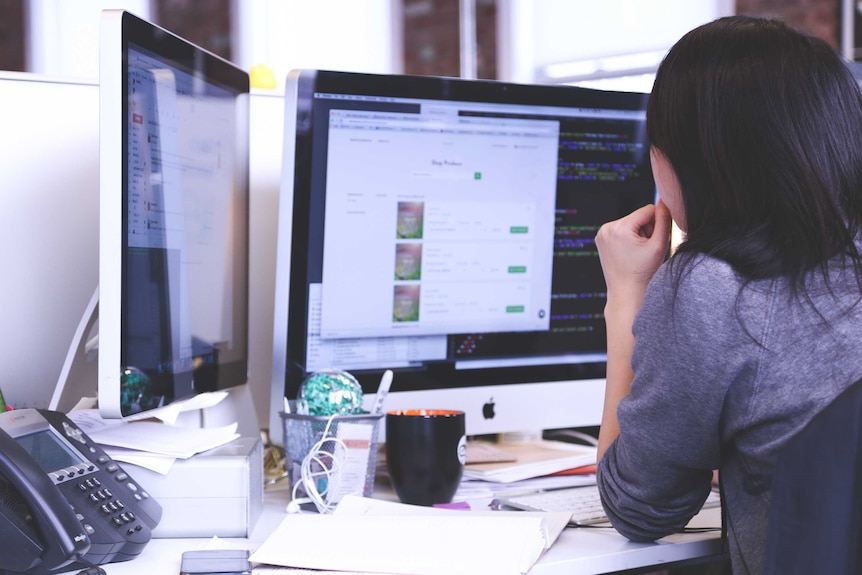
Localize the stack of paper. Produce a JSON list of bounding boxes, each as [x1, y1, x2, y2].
[[250, 495, 572, 575], [462, 439, 597, 483], [67, 393, 240, 474]]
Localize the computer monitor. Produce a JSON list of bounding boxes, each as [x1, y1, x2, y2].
[[270, 69, 655, 445], [98, 10, 250, 419]]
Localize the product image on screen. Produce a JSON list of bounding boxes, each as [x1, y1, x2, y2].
[[271, 70, 656, 441]]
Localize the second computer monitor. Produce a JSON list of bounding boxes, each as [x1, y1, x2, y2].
[[99, 10, 250, 419]]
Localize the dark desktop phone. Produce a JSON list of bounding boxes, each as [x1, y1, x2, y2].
[[0, 408, 162, 573], [180, 549, 251, 575]]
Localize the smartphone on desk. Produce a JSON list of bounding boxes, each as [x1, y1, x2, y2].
[[180, 549, 251, 575]]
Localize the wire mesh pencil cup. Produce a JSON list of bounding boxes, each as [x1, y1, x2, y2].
[[280, 408, 383, 504]]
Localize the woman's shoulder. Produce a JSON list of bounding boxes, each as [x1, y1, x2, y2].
[[652, 252, 745, 297], [638, 254, 774, 348], [644, 252, 779, 327]]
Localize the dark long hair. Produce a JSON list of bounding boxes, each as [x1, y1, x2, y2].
[[648, 16, 862, 289]]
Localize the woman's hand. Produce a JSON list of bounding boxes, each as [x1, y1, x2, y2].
[[595, 200, 673, 311]]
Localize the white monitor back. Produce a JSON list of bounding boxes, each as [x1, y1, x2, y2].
[[0, 71, 284, 434]]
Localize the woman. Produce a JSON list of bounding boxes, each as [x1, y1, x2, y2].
[[594, 15, 862, 574]]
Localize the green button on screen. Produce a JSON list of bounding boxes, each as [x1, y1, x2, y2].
[[506, 305, 525, 313], [508, 266, 527, 273]]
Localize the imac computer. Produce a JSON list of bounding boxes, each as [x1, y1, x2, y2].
[[270, 69, 656, 445], [98, 10, 251, 421]]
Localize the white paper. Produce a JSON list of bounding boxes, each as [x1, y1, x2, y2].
[[461, 440, 597, 483], [458, 472, 597, 497], [86, 420, 239, 459], [255, 569, 387, 574], [326, 422, 375, 503], [249, 495, 571, 575], [67, 409, 126, 434], [333, 495, 572, 552], [123, 390, 230, 424], [68, 408, 240, 473], [103, 447, 176, 474]]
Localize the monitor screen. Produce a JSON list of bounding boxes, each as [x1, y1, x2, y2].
[[98, 10, 250, 418], [270, 69, 654, 443]]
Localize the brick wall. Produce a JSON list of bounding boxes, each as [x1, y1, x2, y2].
[[736, 0, 841, 49], [156, 0, 232, 61], [401, 0, 845, 79], [0, 0, 24, 71], [402, 0, 497, 78]]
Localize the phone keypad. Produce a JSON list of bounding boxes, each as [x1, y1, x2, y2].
[[78, 474, 141, 534]]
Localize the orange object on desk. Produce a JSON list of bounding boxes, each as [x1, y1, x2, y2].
[[550, 464, 597, 476]]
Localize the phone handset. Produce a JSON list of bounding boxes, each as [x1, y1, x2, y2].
[[0, 426, 90, 573]]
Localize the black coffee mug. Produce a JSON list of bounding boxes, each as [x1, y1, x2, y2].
[[385, 409, 466, 506]]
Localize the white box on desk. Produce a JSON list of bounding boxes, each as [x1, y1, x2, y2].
[[129, 437, 264, 538]]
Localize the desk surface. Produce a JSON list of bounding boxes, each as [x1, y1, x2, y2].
[[75, 487, 724, 575]]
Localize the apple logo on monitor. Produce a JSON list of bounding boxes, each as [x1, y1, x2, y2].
[[482, 398, 495, 420]]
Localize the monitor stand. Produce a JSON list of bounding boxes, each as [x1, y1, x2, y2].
[[50, 286, 259, 438]]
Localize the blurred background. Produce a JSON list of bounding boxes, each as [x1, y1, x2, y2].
[[0, 0, 856, 94]]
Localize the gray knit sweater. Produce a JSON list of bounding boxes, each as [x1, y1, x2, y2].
[[596, 253, 862, 574]]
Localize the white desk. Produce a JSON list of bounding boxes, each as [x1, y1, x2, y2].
[[531, 508, 723, 574], [82, 487, 724, 575]]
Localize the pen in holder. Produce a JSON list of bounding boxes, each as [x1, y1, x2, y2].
[[281, 405, 383, 512]]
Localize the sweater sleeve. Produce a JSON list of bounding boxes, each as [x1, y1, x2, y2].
[[596, 256, 764, 541]]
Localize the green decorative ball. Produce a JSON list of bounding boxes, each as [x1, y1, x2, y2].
[[299, 370, 364, 416], [120, 366, 159, 414]]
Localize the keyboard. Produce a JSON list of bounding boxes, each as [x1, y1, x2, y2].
[[499, 484, 722, 526]]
